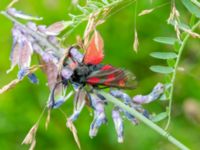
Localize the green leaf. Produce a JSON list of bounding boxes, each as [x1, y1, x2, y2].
[[154, 37, 178, 45], [150, 52, 177, 60], [152, 112, 168, 122], [181, 0, 200, 18], [150, 65, 174, 74]]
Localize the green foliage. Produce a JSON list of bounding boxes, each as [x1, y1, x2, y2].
[[150, 66, 174, 74], [181, 0, 200, 18], [150, 52, 177, 60], [153, 37, 178, 45]]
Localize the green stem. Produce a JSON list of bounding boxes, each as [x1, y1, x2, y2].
[[165, 20, 200, 130], [99, 91, 190, 150]]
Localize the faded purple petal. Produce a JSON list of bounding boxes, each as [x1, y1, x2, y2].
[[110, 89, 132, 104], [27, 22, 37, 31], [7, 41, 20, 73], [69, 47, 83, 63], [48, 36, 58, 45], [133, 83, 164, 104], [112, 108, 124, 143], [45, 21, 72, 36], [61, 67, 73, 80], [69, 88, 86, 122], [89, 94, 107, 138], [37, 25, 46, 33], [133, 95, 149, 104], [18, 38, 33, 69]]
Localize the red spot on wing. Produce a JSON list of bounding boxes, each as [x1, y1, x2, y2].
[[84, 31, 104, 65], [118, 79, 126, 87], [101, 65, 113, 71], [87, 77, 100, 85]]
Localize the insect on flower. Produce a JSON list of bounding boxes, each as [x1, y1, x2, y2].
[[48, 30, 137, 109]]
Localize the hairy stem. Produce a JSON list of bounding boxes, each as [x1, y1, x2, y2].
[[99, 91, 190, 150], [165, 20, 200, 130]]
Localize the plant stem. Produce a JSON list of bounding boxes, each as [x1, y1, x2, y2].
[[165, 20, 200, 130], [99, 91, 190, 150]]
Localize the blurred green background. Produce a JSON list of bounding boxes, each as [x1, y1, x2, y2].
[[0, 0, 200, 149]]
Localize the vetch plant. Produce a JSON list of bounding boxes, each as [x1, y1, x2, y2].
[[0, 0, 199, 150]]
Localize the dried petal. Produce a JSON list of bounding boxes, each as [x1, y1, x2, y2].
[[18, 38, 33, 69], [69, 88, 86, 121], [138, 8, 154, 16], [22, 123, 38, 150], [45, 21, 73, 36], [41, 59, 59, 90], [7, 42, 20, 73], [133, 30, 139, 53], [66, 120, 81, 149]]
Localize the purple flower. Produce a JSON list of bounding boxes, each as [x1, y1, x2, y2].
[[133, 83, 164, 104], [89, 93, 107, 138], [112, 107, 124, 143]]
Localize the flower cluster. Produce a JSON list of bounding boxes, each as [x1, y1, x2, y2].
[[3, 8, 165, 149]]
